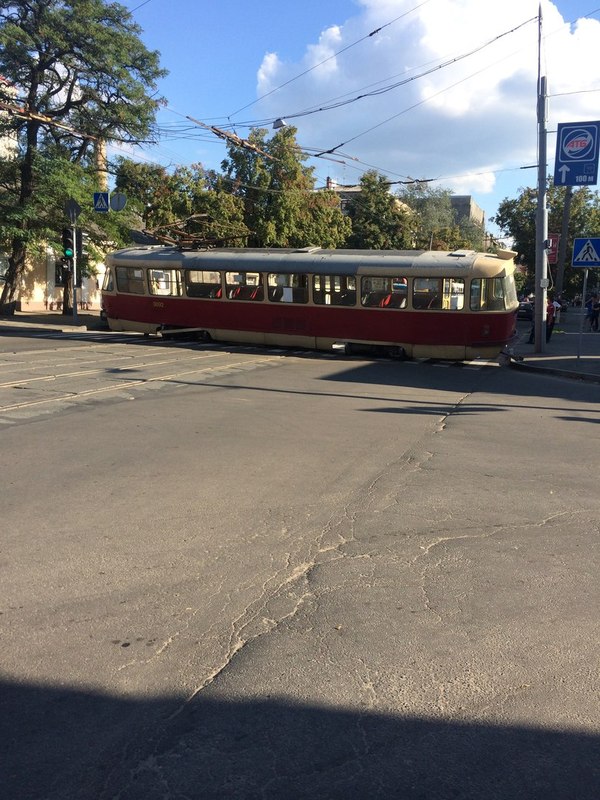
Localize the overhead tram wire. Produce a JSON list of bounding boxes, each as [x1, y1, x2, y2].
[[236, 15, 539, 133], [313, 17, 541, 158], [228, 0, 435, 119]]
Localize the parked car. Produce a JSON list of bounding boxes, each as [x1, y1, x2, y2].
[[517, 300, 534, 321]]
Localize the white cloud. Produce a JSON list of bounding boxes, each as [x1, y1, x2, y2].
[[250, 0, 600, 225]]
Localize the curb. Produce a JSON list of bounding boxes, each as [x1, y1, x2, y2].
[[509, 359, 600, 384]]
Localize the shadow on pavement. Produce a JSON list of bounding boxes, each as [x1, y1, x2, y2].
[[2, 679, 599, 799]]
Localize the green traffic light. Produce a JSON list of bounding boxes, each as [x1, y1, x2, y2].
[[64, 247, 74, 257]]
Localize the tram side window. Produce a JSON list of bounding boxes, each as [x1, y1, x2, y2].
[[313, 274, 356, 306], [413, 277, 464, 310], [267, 272, 308, 303], [470, 278, 505, 311], [185, 270, 222, 299], [115, 266, 145, 294], [413, 278, 441, 309], [149, 269, 182, 296], [226, 271, 264, 301], [361, 276, 407, 308]]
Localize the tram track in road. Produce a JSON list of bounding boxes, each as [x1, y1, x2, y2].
[[0, 347, 285, 424], [0, 331, 497, 427]]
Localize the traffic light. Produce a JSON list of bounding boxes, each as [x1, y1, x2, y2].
[[75, 229, 89, 266], [55, 258, 70, 286], [61, 227, 75, 259]]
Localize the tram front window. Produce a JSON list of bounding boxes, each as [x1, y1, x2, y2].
[[470, 277, 513, 311]]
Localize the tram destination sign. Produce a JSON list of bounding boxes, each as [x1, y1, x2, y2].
[[554, 122, 600, 187]]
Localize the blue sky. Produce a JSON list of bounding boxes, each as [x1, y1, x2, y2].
[[117, 0, 600, 240]]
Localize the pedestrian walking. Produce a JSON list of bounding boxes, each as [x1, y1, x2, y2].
[[592, 295, 600, 332], [546, 296, 556, 342]]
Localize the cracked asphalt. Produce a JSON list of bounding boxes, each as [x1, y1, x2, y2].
[[1, 337, 598, 799]]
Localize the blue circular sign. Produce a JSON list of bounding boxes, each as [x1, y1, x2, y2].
[[562, 128, 594, 160]]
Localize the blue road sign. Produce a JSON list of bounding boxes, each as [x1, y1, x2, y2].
[[554, 122, 600, 187], [93, 192, 109, 212], [572, 237, 600, 267]]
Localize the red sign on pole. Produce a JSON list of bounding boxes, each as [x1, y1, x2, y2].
[[547, 233, 559, 264]]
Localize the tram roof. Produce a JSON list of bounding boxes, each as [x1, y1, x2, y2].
[[107, 246, 515, 276]]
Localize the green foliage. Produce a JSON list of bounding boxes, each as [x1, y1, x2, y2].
[[0, 0, 166, 304], [115, 160, 248, 244], [220, 126, 350, 248], [492, 183, 600, 296], [344, 171, 410, 249], [397, 184, 485, 251]]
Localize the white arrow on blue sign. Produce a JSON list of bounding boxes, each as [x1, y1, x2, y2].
[[572, 237, 600, 267], [93, 192, 109, 212], [554, 122, 600, 187]]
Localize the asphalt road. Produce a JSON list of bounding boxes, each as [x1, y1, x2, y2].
[[1, 332, 599, 799]]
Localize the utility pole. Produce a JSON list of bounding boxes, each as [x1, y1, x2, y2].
[[534, 8, 548, 353]]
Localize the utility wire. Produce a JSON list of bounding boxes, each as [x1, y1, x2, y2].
[[228, 0, 434, 118], [241, 15, 538, 130]]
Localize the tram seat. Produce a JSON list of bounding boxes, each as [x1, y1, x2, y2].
[[292, 288, 307, 303], [363, 291, 388, 307], [378, 293, 407, 308], [209, 286, 222, 298], [269, 287, 284, 302], [339, 291, 356, 306], [231, 285, 263, 301]]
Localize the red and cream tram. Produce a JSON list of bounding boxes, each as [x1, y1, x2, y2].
[[101, 246, 519, 360]]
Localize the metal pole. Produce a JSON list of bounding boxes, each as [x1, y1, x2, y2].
[[72, 224, 78, 323], [577, 268, 589, 361], [535, 74, 548, 352]]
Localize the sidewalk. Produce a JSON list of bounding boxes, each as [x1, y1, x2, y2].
[[509, 310, 600, 383], [1, 307, 600, 382], [0, 308, 106, 333]]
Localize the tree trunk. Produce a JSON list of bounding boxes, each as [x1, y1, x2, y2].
[[62, 273, 73, 316], [0, 242, 27, 312], [0, 117, 40, 312]]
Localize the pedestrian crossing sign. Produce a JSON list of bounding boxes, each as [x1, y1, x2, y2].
[[93, 192, 109, 212], [572, 237, 600, 267]]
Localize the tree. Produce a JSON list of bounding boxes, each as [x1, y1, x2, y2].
[[344, 171, 410, 249], [0, 0, 166, 311], [397, 184, 485, 251], [115, 159, 249, 245], [492, 183, 600, 296], [220, 126, 350, 248]]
